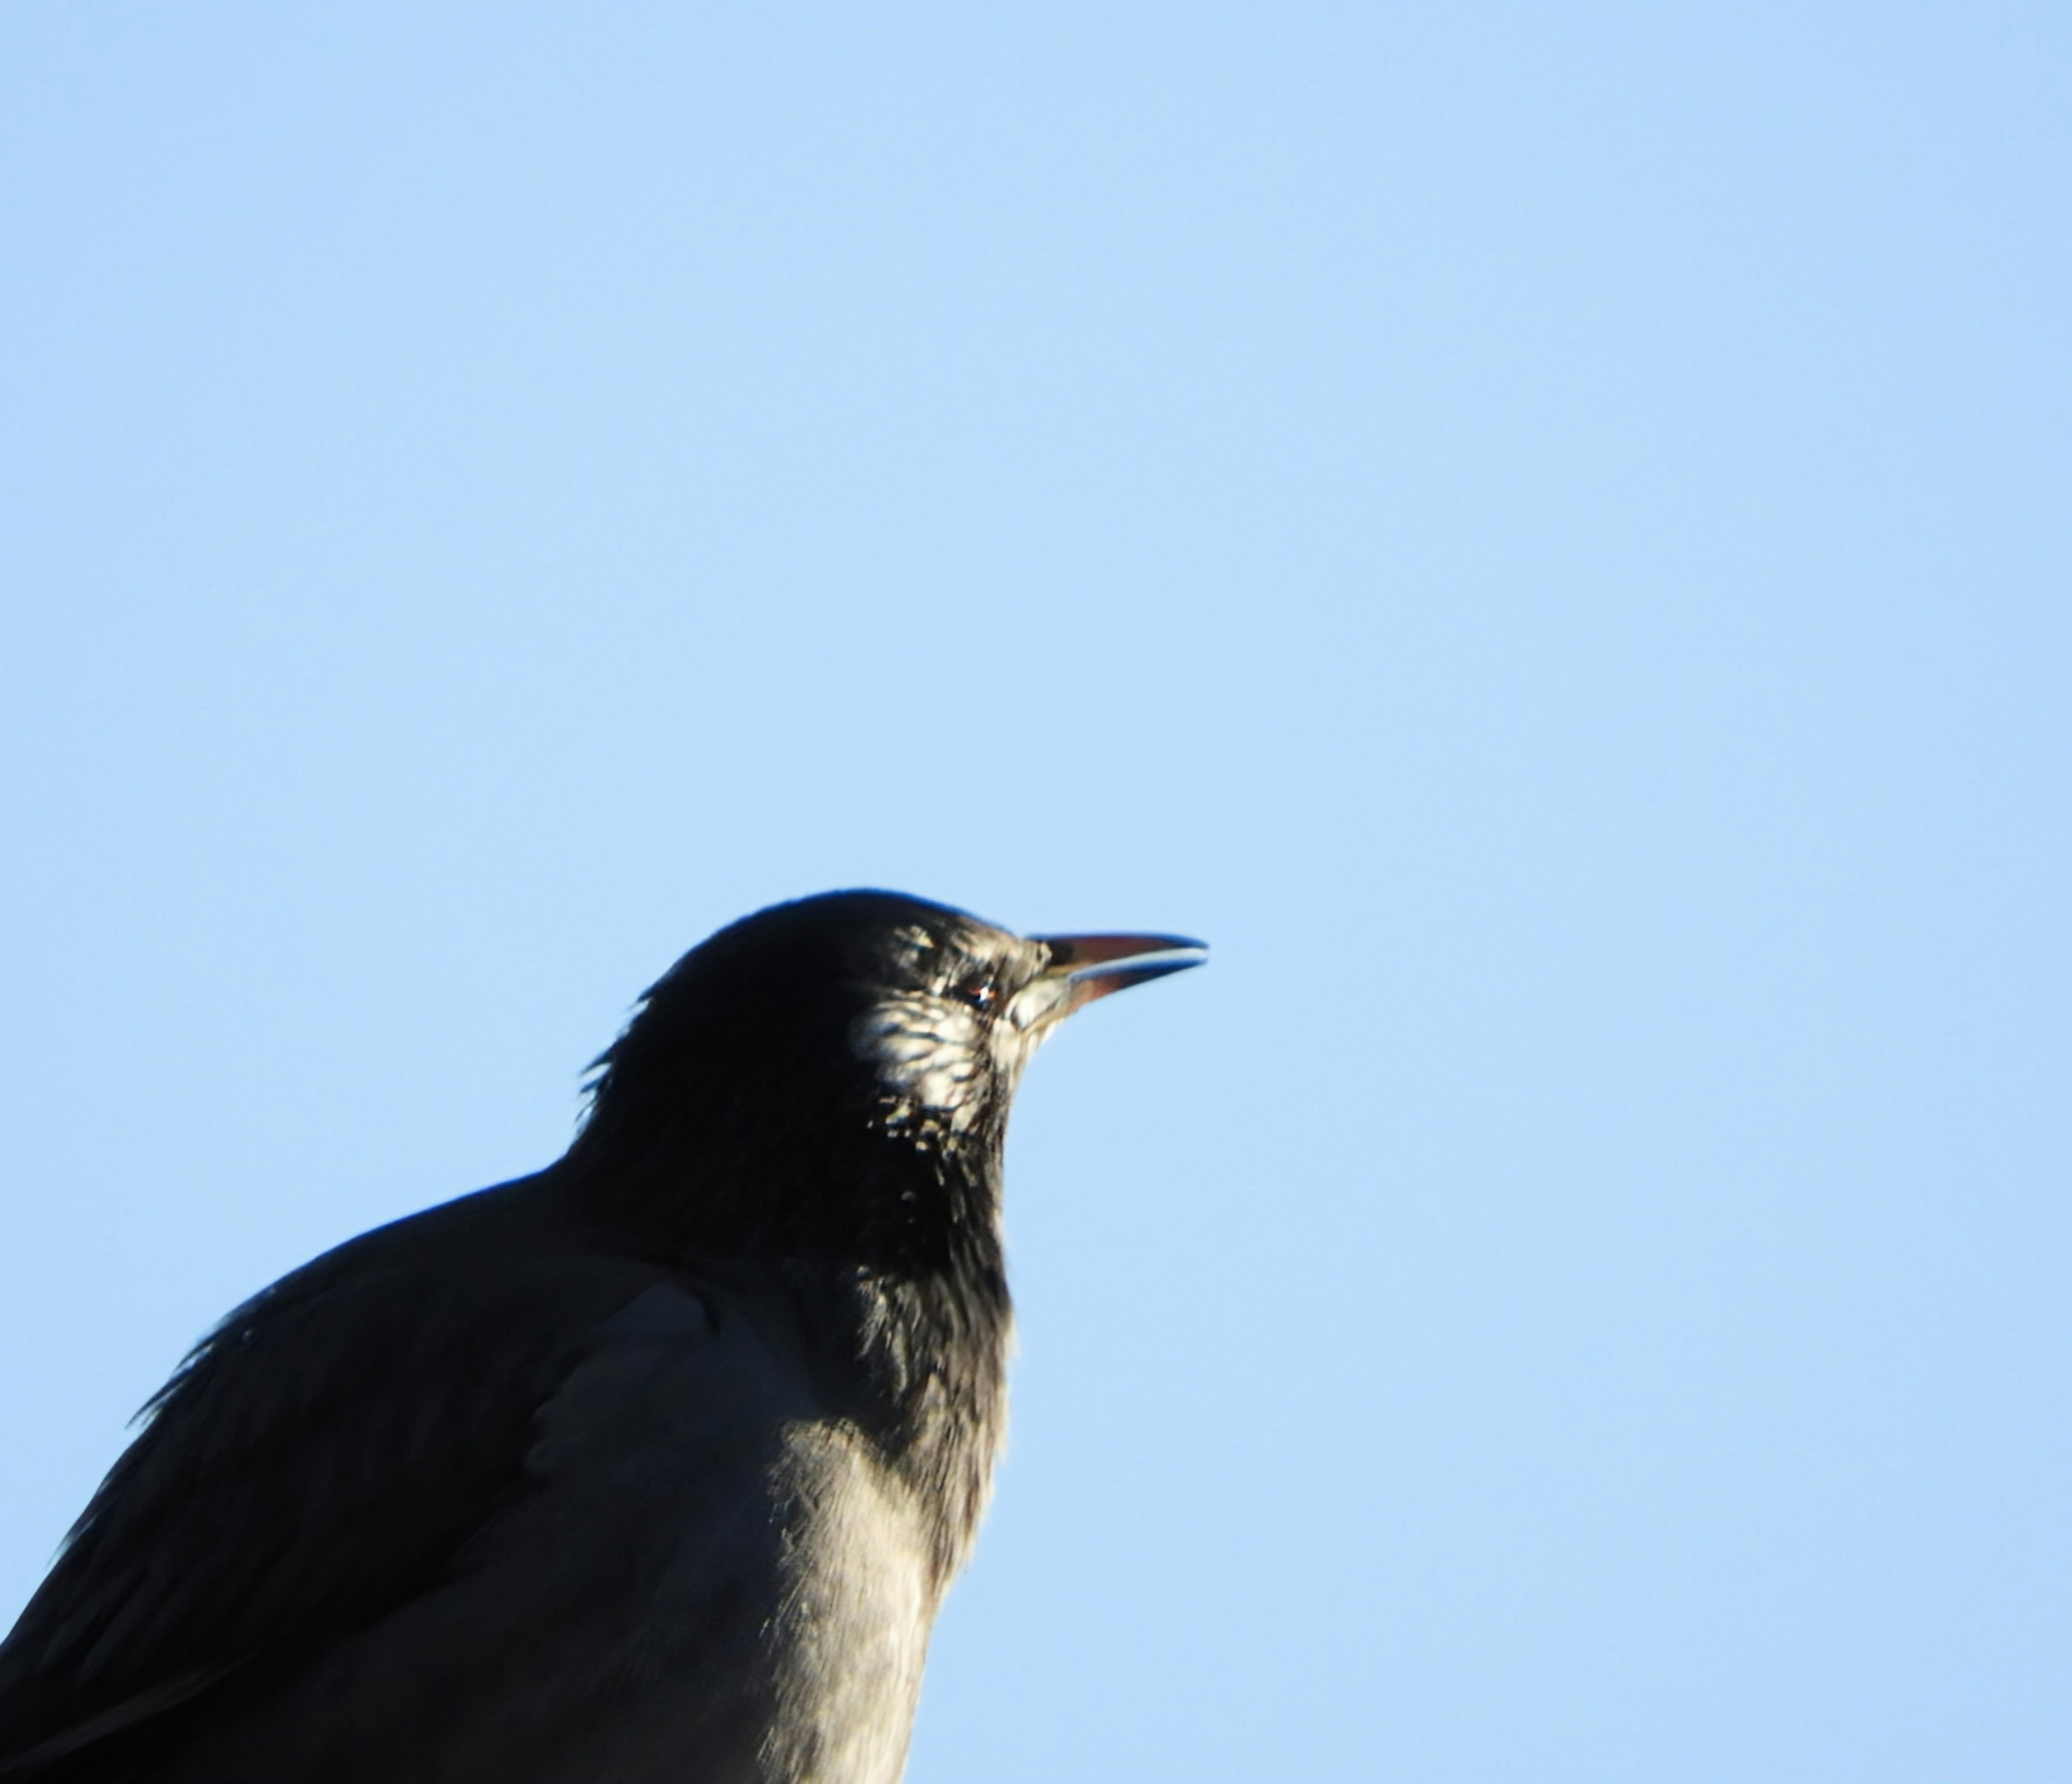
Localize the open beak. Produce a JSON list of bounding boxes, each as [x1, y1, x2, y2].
[[1022, 930, 1209, 1024]]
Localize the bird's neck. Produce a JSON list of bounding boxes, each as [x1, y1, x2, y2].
[[560, 1122, 1014, 1584], [858, 1238, 1014, 1590], [566, 1092, 1008, 1254]]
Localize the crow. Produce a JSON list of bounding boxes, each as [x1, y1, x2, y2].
[[0, 890, 1203, 1782]]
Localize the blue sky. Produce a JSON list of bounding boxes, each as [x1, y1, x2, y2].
[[3, 5, 2068, 1778]]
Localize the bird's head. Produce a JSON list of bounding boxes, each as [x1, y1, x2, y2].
[[568, 890, 1204, 1265]]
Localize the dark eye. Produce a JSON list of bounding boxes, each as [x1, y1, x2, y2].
[[955, 973, 997, 1011]]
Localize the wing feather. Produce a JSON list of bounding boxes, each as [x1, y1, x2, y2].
[[0, 1181, 656, 1778]]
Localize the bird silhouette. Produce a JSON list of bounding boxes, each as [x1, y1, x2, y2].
[[0, 890, 1203, 1783]]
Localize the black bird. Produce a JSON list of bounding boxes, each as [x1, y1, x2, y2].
[[0, 891, 1204, 1783]]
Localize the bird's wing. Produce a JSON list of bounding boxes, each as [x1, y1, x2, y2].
[[0, 1184, 666, 1776]]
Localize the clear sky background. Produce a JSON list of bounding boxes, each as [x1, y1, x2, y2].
[[2, 6, 2068, 1780]]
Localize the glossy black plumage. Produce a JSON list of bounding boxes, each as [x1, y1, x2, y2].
[[0, 891, 1202, 1783]]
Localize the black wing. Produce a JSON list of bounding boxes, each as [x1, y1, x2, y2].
[[0, 1181, 657, 1778]]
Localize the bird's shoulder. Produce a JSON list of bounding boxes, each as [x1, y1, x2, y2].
[[0, 1172, 770, 1776]]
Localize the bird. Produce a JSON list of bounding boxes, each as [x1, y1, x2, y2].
[[0, 890, 1204, 1784]]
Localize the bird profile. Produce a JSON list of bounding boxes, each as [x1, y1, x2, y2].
[[0, 890, 1204, 1784]]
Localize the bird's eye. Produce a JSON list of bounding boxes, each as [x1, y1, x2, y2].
[[956, 973, 997, 1011]]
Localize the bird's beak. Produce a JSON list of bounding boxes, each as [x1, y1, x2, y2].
[[1009, 931, 1209, 1032]]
